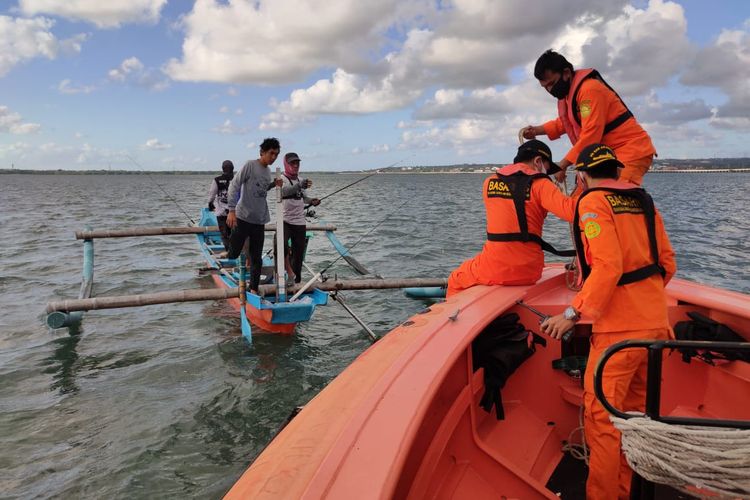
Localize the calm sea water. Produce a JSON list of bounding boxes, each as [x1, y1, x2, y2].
[[1, 172, 748, 498]]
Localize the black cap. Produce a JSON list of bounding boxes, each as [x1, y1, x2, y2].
[[221, 160, 234, 173], [285, 152, 301, 163], [516, 139, 560, 175], [575, 143, 623, 171]]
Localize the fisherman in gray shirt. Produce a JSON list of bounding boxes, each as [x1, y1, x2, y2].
[[226, 137, 282, 294]]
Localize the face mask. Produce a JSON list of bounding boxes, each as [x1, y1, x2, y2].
[[549, 74, 571, 100]]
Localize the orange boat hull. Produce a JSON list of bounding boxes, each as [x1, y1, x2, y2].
[[226, 265, 750, 499], [210, 273, 296, 335]]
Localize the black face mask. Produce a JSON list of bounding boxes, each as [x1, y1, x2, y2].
[[549, 74, 571, 100]]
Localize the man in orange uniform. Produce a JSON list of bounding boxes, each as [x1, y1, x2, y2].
[[523, 50, 656, 185], [541, 144, 676, 500], [447, 140, 577, 297]]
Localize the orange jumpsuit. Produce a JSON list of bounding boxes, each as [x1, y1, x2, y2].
[[571, 179, 676, 500], [446, 163, 577, 297], [543, 70, 656, 185]]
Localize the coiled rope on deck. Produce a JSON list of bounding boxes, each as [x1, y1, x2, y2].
[[612, 415, 750, 499]]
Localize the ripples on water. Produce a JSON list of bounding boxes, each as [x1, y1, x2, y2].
[[0, 172, 748, 498]]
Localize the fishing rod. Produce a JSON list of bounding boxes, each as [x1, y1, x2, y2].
[[125, 154, 196, 225], [319, 198, 409, 275], [305, 155, 414, 210]]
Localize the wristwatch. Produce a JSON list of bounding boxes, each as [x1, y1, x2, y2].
[[563, 306, 580, 322]]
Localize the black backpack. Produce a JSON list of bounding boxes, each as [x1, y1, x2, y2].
[[472, 313, 545, 419], [673, 311, 749, 364]]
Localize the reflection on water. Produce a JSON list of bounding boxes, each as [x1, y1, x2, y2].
[[0, 172, 748, 498]]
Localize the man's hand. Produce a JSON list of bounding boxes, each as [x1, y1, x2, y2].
[[554, 158, 572, 183], [522, 125, 545, 140], [227, 211, 237, 229], [274, 178, 283, 187], [540, 314, 576, 341], [311, 198, 320, 206], [208, 201, 215, 211], [303, 179, 312, 189]]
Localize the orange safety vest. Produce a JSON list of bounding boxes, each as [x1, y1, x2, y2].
[[487, 169, 575, 257], [573, 186, 664, 285], [557, 68, 634, 145]]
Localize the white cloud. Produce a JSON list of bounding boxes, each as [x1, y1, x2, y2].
[[0, 15, 87, 77], [142, 138, 172, 150], [572, 0, 692, 95], [107, 56, 169, 91], [19, 0, 167, 28], [226, 87, 239, 96], [246, 141, 257, 149], [58, 78, 96, 94], [0, 141, 31, 159], [0, 106, 41, 134], [681, 26, 750, 124], [368, 144, 390, 153], [165, 0, 411, 84], [218, 105, 229, 113], [635, 92, 712, 125], [212, 119, 249, 135], [259, 111, 314, 132], [234, 108, 244, 115]]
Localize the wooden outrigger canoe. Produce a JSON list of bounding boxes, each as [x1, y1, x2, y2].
[[225, 264, 750, 499], [196, 208, 328, 335]]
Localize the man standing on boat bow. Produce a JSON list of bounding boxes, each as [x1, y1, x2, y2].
[[522, 50, 655, 185], [541, 144, 676, 500], [226, 138, 283, 295], [446, 140, 578, 297]]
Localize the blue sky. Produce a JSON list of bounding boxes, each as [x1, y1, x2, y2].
[[2, 0, 749, 171]]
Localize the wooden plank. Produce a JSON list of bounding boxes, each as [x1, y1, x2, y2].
[[46, 277, 447, 313]]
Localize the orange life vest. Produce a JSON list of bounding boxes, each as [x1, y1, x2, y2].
[[573, 185, 664, 285], [487, 169, 574, 257], [557, 69, 634, 145]]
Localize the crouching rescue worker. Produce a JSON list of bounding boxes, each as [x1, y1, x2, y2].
[[541, 144, 677, 500], [523, 50, 656, 185], [446, 140, 578, 297]]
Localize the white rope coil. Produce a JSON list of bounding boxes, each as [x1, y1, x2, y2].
[[612, 415, 750, 499]]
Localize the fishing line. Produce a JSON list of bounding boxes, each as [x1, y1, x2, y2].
[[317, 197, 411, 276], [305, 154, 415, 210], [125, 154, 196, 225]]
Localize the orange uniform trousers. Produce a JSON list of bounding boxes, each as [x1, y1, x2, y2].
[[618, 154, 653, 186], [583, 327, 670, 500]]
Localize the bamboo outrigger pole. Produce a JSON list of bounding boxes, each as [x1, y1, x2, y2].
[[75, 224, 336, 239], [46, 277, 448, 314]]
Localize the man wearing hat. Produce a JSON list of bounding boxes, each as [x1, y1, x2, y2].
[[446, 139, 578, 297], [280, 152, 319, 283], [207, 159, 235, 251], [541, 143, 676, 500]]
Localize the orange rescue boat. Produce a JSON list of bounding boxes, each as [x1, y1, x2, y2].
[[226, 265, 750, 499]]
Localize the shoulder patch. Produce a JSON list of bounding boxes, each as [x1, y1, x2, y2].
[[584, 221, 601, 239], [580, 212, 598, 222], [579, 100, 592, 119]]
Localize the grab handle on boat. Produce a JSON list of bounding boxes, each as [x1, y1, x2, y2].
[[593, 339, 750, 429]]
